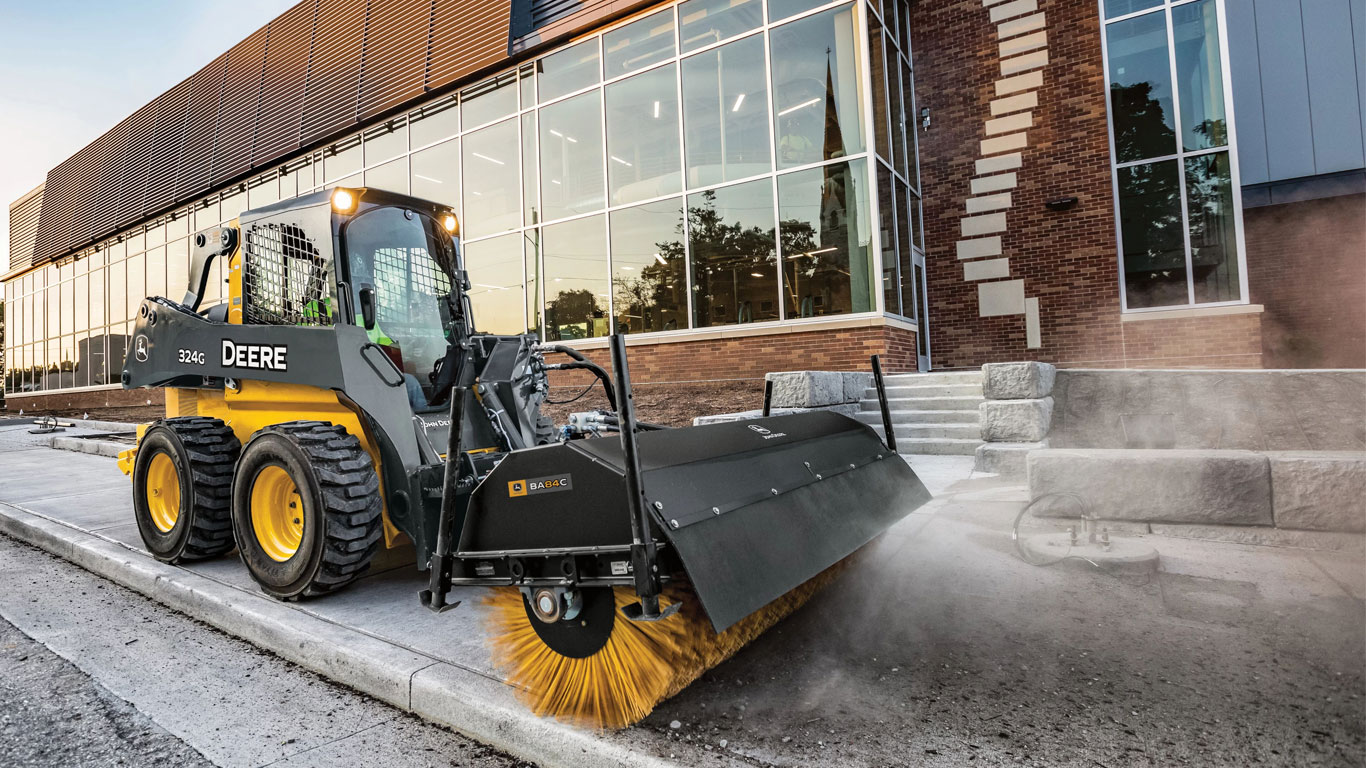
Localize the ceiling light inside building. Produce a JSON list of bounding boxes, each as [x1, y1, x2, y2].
[[778, 97, 820, 116]]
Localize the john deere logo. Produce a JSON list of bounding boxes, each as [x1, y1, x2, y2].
[[134, 335, 149, 363], [508, 475, 573, 497], [748, 423, 787, 440]]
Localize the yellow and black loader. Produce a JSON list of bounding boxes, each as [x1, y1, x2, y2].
[[119, 186, 930, 726]]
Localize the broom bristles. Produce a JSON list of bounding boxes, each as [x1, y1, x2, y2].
[[483, 556, 854, 729]]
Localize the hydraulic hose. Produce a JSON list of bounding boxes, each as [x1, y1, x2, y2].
[[540, 345, 617, 410]]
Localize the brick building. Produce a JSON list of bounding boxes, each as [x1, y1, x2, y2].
[[3, 0, 1363, 412]]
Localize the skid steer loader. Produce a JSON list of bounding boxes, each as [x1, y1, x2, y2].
[[119, 186, 931, 726]]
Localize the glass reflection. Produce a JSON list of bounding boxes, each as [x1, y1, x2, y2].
[[778, 160, 873, 317], [525, 230, 541, 334], [877, 165, 899, 315], [688, 179, 777, 327], [682, 35, 771, 188], [1173, 0, 1228, 151], [604, 9, 675, 77], [463, 233, 527, 334], [1118, 159, 1188, 308], [1187, 151, 1239, 303], [869, 17, 891, 164], [462, 120, 520, 238], [678, 0, 761, 52], [538, 39, 601, 103], [461, 75, 517, 130], [770, 5, 866, 169], [1104, 0, 1162, 19], [411, 97, 459, 148], [365, 122, 407, 165], [606, 64, 682, 206], [768, 0, 828, 23], [365, 157, 409, 194], [411, 138, 460, 207], [610, 199, 688, 333], [1107, 12, 1176, 163], [540, 91, 605, 221], [324, 138, 362, 182], [543, 215, 610, 340]]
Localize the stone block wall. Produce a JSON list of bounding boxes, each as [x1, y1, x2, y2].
[[1049, 369, 1366, 451]]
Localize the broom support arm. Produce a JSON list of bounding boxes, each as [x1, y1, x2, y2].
[[609, 334, 679, 623], [420, 382, 469, 613], [871, 354, 898, 453]]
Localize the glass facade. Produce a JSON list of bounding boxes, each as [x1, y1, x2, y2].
[[1102, 0, 1245, 310], [3, 0, 925, 396]]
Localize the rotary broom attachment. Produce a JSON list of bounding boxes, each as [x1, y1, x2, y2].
[[484, 555, 858, 728], [455, 341, 932, 728]]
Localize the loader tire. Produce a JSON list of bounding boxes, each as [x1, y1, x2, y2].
[[231, 421, 383, 600], [132, 417, 240, 563]]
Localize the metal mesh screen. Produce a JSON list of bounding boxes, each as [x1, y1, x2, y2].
[[243, 223, 335, 326], [371, 246, 452, 325]]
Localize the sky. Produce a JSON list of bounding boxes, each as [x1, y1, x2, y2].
[[0, 0, 301, 274]]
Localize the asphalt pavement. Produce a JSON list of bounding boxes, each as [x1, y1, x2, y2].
[[0, 422, 1362, 766], [0, 535, 522, 768]]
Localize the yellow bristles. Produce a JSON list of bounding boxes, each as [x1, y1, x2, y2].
[[483, 557, 853, 729]]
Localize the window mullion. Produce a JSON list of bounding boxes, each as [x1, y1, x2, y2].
[[1162, 2, 1197, 305]]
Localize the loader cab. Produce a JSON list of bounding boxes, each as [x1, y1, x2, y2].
[[335, 190, 462, 410]]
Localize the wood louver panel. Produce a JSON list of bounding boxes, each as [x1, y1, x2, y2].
[[109, 103, 161, 230], [211, 26, 272, 184], [7, 186, 44, 273], [428, 0, 510, 89], [138, 76, 196, 217], [300, 0, 367, 145], [253, 0, 319, 166], [357, 0, 433, 123], [173, 53, 231, 203], [29, 0, 624, 265]]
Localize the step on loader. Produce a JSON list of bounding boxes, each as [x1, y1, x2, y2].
[[118, 187, 931, 727]]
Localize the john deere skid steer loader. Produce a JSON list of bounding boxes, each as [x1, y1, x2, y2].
[[119, 186, 930, 726]]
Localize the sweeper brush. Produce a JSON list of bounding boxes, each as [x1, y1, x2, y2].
[[117, 187, 933, 731], [484, 556, 860, 728]]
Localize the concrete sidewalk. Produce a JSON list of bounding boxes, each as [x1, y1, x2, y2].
[[1, 421, 1362, 766]]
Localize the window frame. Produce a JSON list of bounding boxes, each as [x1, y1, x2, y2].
[[1100, 0, 1249, 313]]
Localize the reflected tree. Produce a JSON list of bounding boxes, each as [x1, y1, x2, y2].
[[544, 288, 603, 340]]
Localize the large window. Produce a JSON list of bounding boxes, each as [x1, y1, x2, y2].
[[7, 0, 932, 396], [1103, 0, 1244, 310]]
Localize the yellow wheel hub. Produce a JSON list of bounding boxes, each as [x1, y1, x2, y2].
[[145, 452, 182, 533], [250, 465, 305, 562]]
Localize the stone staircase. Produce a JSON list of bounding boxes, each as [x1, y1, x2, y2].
[[854, 370, 984, 455]]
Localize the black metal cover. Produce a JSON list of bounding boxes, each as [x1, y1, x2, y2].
[[461, 411, 931, 632]]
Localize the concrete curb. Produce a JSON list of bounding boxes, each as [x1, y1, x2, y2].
[[50, 435, 128, 458], [0, 501, 677, 768]]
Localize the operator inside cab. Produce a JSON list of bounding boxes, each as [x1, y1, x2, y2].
[[341, 200, 461, 412]]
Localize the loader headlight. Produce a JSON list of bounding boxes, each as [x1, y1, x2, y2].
[[331, 188, 356, 213], [442, 213, 458, 234]]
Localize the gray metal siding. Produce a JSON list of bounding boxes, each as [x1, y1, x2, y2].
[[1228, 0, 1366, 185]]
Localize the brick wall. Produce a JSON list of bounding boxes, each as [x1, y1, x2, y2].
[[6, 386, 165, 413], [1246, 194, 1366, 369], [548, 324, 920, 388], [912, 0, 1263, 369]]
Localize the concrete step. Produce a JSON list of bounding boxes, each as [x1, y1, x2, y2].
[[863, 429, 982, 455], [860, 396, 984, 411], [854, 409, 981, 425], [882, 371, 982, 385], [864, 384, 983, 399], [875, 422, 981, 439]]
